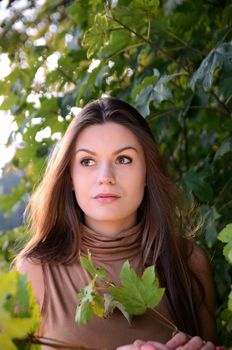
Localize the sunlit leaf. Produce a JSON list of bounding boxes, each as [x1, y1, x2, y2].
[[83, 14, 109, 58]]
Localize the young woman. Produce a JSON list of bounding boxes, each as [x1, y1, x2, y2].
[[16, 98, 216, 350]]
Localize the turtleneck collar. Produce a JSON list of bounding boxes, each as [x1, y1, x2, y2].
[[80, 222, 143, 263]]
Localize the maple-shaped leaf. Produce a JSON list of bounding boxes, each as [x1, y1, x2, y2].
[[110, 261, 164, 315]]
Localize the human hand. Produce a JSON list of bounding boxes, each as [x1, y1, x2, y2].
[[166, 332, 215, 350], [116, 332, 216, 350], [116, 339, 169, 350]]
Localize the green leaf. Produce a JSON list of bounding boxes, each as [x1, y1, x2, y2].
[[0, 270, 40, 348], [182, 170, 214, 202], [135, 70, 178, 116], [80, 252, 106, 280], [228, 290, 232, 311], [218, 224, 232, 264], [83, 14, 109, 58], [223, 242, 232, 265], [113, 0, 159, 29], [214, 139, 232, 161], [132, 75, 158, 100], [104, 293, 131, 323], [110, 261, 164, 315], [218, 224, 232, 243], [75, 299, 92, 325], [76, 279, 105, 324], [99, 29, 133, 59], [140, 266, 164, 308], [189, 42, 232, 91]]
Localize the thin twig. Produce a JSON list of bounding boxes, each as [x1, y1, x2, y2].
[[31, 335, 97, 350], [210, 90, 231, 116], [165, 30, 204, 57], [108, 15, 190, 73], [153, 308, 178, 333]]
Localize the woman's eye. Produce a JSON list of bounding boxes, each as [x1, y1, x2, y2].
[[116, 156, 132, 164], [80, 158, 95, 166]]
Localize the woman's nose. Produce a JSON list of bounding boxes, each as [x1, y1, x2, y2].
[[97, 163, 116, 185]]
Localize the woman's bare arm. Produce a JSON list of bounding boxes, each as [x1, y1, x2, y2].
[[188, 242, 217, 342]]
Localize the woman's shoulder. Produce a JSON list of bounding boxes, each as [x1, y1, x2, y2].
[[16, 256, 43, 274], [16, 257, 45, 309], [184, 239, 211, 275]]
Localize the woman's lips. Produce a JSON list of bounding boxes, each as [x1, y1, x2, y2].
[[94, 193, 120, 203]]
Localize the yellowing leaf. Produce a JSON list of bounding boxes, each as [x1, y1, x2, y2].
[[91, 301, 104, 317]]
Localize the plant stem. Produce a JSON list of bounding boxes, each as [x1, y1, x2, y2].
[[210, 90, 231, 116], [31, 335, 97, 350], [153, 308, 179, 334], [108, 15, 190, 73]]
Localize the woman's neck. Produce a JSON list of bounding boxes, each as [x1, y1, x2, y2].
[[83, 215, 137, 237]]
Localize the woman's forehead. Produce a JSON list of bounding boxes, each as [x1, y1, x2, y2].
[[74, 122, 143, 150]]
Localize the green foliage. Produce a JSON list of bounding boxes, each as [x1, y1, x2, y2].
[[79, 251, 106, 281], [110, 261, 164, 315], [0, 270, 40, 350], [0, 0, 232, 346], [217, 224, 232, 341], [189, 42, 232, 91], [83, 14, 109, 58], [218, 224, 232, 265], [76, 255, 166, 329]]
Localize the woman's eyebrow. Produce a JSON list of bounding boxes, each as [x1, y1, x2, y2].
[[75, 146, 138, 155]]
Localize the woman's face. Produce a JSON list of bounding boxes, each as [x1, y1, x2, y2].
[[70, 122, 146, 235]]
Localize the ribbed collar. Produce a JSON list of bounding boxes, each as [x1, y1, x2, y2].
[[80, 222, 143, 263]]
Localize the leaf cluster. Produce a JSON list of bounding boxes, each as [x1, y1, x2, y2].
[[75, 252, 165, 328]]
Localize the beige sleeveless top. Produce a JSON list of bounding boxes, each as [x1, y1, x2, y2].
[[21, 224, 174, 350]]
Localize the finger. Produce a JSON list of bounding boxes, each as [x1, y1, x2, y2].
[[176, 336, 204, 350], [117, 344, 140, 350], [134, 340, 147, 347], [143, 341, 171, 350], [202, 341, 216, 350], [141, 344, 157, 350], [166, 332, 189, 347]]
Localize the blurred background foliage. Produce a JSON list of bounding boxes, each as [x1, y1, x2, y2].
[[0, 0, 232, 347]]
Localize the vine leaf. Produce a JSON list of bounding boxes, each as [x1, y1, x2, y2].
[[110, 261, 164, 315], [76, 257, 164, 326]]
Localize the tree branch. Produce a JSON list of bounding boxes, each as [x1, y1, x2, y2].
[[210, 90, 231, 116], [108, 15, 190, 73]]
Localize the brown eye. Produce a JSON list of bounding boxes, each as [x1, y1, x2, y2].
[[80, 158, 95, 166], [116, 156, 132, 164]]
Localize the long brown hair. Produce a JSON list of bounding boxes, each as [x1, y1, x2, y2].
[[16, 97, 201, 336]]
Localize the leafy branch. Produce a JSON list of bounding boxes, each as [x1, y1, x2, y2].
[[75, 252, 178, 334]]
